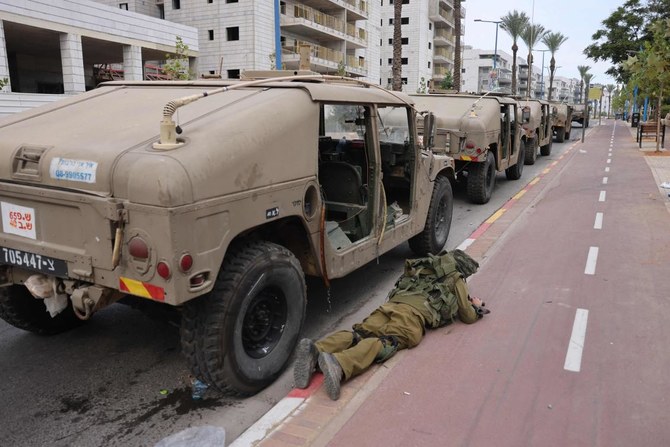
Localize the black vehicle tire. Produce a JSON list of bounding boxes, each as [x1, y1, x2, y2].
[[524, 136, 538, 165], [540, 137, 553, 156], [0, 284, 84, 335], [555, 128, 565, 143], [467, 151, 496, 204], [565, 129, 571, 140], [505, 148, 524, 180], [409, 175, 453, 256], [181, 240, 306, 396]]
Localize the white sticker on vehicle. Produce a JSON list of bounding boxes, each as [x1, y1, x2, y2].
[[1, 202, 36, 239], [49, 157, 97, 183]]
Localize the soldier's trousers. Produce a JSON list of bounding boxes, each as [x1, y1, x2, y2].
[[314, 302, 425, 381]]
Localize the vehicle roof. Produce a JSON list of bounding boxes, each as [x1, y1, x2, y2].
[[100, 79, 415, 107], [411, 92, 516, 105]]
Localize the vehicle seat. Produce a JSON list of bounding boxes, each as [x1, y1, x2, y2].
[[319, 161, 365, 205]]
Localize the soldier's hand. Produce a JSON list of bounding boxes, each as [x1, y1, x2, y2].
[[469, 296, 483, 307]]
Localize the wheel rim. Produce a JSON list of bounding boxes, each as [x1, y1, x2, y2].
[[435, 195, 450, 245], [242, 287, 288, 359]]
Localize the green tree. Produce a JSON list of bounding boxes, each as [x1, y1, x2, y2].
[[521, 24, 547, 98], [453, 0, 463, 92], [624, 18, 670, 151], [577, 65, 591, 105], [439, 71, 454, 90], [584, 0, 670, 83], [163, 36, 191, 80], [500, 10, 530, 95], [541, 32, 568, 101], [391, 1, 403, 91]]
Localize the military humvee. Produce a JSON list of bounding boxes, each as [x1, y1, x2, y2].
[[411, 93, 525, 204], [518, 98, 554, 164], [550, 102, 573, 142], [572, 104, 589, 128], [0, 73, 456, 395]]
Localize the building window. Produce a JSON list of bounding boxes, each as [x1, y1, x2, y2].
[[388, 58, 393, 65], [172, 0, 180, 10], [226, 0, 238, 2], [388, 38, 393, 45], [429, 23, 432, 31], [119, 3, 128, 9], [380, 39, 382, 45], [401, 57, 408, 65], [380, 59, 382, 65], [228, 69, 240, 79], [158, 4, 164, 18], [428, 42, 432, 49], [227, 27, 240, 41], [386, 78, 408, 85], [381, 19, 383, 26], [401, 17, 409, 25], [402, 37, 408, 44], [389, 19, 392, 25], [208, 30, 214, 40], [209, 70, 215, 74], [428, 61, 431, 68], [208, 0, 213, 3]]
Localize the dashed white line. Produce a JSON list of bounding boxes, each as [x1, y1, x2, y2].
[[599, 191, 606, 202], [607, 158, 611, 164], [602, 177, 608, 184], [564, 308, 589, 372], [584, 246, 599, 275], [605, 167, 610, 172], [594, 212, 603, 229]]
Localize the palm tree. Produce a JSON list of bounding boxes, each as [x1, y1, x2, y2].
[[453, 0, 463, 92], [541, 32, 568, 101], [521, 23, 547, 98], [606, 84, 616, 117], [391, 0, 403, 91], [583, 73, 594, 117], [577, 65, 591, 105], [500, 10, 529, 95]]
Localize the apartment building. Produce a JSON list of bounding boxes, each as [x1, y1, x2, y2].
[[378, 0, 462, 92], [0, 0, 197, 116], [548, 75, 581, 103], [461, 46, 519, 94]]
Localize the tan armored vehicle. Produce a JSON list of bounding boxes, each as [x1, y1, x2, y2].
[[550, 102, 573, 142], [411, 93, 525, 204], [518, 98, 554, 164], [0, 73, 457, 395], [572, 104, 589, 128]]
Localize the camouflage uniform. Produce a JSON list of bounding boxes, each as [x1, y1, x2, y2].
[[310, 250, 481, 381]]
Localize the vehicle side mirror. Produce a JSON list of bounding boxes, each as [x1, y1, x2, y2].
[[423, 112, 435, 149]]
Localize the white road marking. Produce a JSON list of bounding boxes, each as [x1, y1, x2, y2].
[[230, 397, 304, 447], [605, 167, 610, 172], [607, 158, 611, 164], [564, 308, 589, 372], [457, 238, 475, 251], [584, 246, 599, 275], [594, 212, 603, 229], [602, 177, 608, 184], [599, 191, 606, 202]]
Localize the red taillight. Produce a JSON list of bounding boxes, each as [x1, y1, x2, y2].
[[476, 148, 482, 154], [179, 254, 193, 272], [465, 141, 475, 149], [157, 261, 171, 279], [128, 237, 149, 259]]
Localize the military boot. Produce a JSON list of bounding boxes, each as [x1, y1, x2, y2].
[[318, 352, 343, 401], [294, 338, 319, 389]]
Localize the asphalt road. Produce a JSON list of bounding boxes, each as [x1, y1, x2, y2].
[[0, 135, 579, 447]]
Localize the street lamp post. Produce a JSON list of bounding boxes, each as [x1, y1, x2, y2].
[[533, 49, 550, 99], [475, 19, 502, 91]]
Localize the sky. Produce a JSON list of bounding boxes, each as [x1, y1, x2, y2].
[[463, 0, 622, 86]]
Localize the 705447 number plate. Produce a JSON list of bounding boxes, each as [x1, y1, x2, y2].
[[0, 246, 68, 277]]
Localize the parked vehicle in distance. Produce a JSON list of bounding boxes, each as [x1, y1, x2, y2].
[[572, 104, 590, 128], [550, 102, 573, 142], [518, 98, 554, 164], [411, 92, 525, 204], [0, 72, 456, 396]]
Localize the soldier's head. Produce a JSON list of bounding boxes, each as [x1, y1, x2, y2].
[[451, 249, 479, 278]]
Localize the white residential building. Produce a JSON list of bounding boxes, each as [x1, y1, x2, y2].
[[0, 0, 197, 117], [461, 46, 519, 94]]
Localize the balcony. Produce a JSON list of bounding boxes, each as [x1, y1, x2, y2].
[[433, 64, 454, 78], [339, 0, 368, 20], [282, 3, 367, 49], [281, 40, 367, 77], [433, 47, 454, 64], [429, 0, 455, 27], [433, 28, 455, 47]]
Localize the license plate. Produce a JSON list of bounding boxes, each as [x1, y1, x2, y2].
[[0, 246, 68, 277]]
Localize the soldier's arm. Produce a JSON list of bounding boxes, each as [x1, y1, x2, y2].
[[454, 277, 479, 324]]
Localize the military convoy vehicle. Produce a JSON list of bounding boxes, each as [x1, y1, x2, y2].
[[572, 104, 589, 128], [0, 73, 457, 395], [550, 102, 573, 142], [518, 98, 554, 164], [411, 93, 525, 204]]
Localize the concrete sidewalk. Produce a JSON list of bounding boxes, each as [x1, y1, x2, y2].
[[235, 119, 670, 447]]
